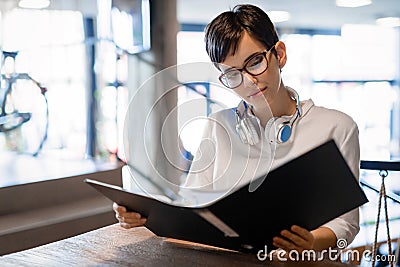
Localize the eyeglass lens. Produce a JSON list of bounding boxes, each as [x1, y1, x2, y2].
[[219, 51, 269, 89]]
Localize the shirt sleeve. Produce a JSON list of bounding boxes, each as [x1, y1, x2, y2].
[[321, 123, 361, 247]]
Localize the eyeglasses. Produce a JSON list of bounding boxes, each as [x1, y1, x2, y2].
[[218, 46, 276, 89]]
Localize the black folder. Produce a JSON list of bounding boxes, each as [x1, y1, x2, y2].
[[84, 139, 368, 253]]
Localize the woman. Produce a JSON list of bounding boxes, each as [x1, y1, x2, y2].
[[114, 4, 360, 254]]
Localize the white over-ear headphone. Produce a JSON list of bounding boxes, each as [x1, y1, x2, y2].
[[235, 101, 261, 145], [235, 87, 302, 145]]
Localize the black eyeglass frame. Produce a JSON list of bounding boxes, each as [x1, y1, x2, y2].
[[218, 46, 276, 89]]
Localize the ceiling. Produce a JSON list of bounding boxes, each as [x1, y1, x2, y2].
[[0, 0, 97, 15], [177, 0, 400, 30], [0, 0, 398, 30]]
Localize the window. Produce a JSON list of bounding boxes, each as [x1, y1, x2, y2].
[[281, 25, 399, 161], [176, 31, 241, 155], [1, 9, 87, 159]]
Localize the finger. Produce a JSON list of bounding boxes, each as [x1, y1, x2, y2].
[[273, 236, 299, 251], [115, 212, 142, 224], [120, 212, 141, 219], [119, 222, 135, 229], [280, 230, 307, 248], [116, 214, 124, 222], [116, 211, 142, 221], [291, 225, 313, 242], [119, 219, 147, 229], [121, 217, 147, 224], [113, 202, 127, 213], [273, 238, 291, 251]]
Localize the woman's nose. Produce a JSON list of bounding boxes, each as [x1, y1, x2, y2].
[[242, 71, 258, 87]]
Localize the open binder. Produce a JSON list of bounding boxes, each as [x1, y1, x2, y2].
[[85, 139, 368, 253]]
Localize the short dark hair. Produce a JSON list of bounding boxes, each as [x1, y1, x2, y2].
[[205, 4, 279, 64]]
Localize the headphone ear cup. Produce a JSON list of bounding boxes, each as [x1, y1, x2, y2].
[[265, 117, 276, 144], [269, 117, 293, 144], [235, 123, 248, 144], [242, 116, 259, 145], [277, 123, 292, 143], [234, 101, 261, 145]]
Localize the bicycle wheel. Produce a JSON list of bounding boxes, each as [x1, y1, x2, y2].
[[1, 73, 48, 156]]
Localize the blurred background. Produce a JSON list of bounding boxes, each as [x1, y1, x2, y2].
[[0, 0, 399, 164], [0, 0, 399, 263]]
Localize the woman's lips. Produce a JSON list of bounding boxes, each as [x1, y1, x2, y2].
[[248, 87, 267, 98]]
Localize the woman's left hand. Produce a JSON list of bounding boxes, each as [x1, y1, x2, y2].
[[272, 225, 315, 252]]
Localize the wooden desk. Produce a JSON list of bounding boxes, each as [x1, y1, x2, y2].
[[0, 224, 359, 266]]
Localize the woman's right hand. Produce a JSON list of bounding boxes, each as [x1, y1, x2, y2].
[[113, 202, 147, 229]]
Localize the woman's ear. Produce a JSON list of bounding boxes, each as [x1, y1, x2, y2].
[[275, 41, 287, 68]]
